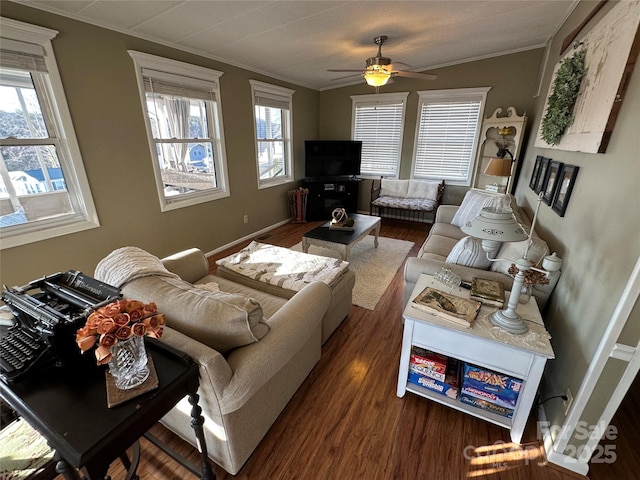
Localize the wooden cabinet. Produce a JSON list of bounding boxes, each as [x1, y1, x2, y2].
[[303, 177, 360, 221]]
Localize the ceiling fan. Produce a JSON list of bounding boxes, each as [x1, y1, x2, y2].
[[328, 35, 437, 87]]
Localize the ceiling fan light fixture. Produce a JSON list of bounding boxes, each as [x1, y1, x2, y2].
[[364, 66, 391, 87]]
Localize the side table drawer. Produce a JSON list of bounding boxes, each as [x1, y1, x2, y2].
[[411, 321, 532, 378]]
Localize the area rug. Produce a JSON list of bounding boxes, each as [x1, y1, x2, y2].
[[291, 236, 414, 310]]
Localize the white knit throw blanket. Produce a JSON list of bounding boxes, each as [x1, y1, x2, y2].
[[94, 246, 179, 288]]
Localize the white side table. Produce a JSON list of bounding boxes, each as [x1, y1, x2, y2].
[[397, 274, 555, 444]]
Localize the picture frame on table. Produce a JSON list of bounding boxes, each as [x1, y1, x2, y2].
[[552, 164, 579, 217], [542, 160, 563, 204], [534, 156, 550, 193], [529, 156, 544, 191]]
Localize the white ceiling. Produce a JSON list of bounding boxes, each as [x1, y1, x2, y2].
[[17, 0, 579, 90]]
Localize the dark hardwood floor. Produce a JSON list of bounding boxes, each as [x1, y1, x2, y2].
[[56, 218, 632, 479]]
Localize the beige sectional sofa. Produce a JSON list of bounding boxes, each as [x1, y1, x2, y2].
[[96, 247, 354, 475], [403, 189, 560, 309]]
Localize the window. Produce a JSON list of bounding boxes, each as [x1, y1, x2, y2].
[[250, 80, 294, 188], [351, 92, 408, 178], [0, 17, 99, 249], [412, 87, 490, 185], [128, 51, 229, 211]]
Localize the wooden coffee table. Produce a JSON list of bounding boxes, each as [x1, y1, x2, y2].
[[302, 213, 381, 260]]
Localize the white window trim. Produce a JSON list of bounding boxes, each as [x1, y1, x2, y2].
[[0, 17, 100, 250], [249, 80, 294, 189], [351, 92, 408, 179], [128, 50, 230, 211], [411, 87, 491, 186]]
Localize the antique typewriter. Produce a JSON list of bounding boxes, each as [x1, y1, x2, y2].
[[0, 271, 121, 384]]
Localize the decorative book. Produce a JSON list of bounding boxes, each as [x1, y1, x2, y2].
[[470, 278, 506, 308], [411, 287, 481, 328]]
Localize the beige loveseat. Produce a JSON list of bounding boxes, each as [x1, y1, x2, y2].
[[403, 189, 560, 309], [95, 247, 354, 475]]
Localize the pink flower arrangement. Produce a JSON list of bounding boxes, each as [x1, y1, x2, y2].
[[76, 299, 165, 365]]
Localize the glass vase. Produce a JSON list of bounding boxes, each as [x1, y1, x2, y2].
[[108, 335, 150, 390], [519, 285, 532, 304]]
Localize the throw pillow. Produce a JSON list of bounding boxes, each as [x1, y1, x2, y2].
[[490, 237, 550, 275], [451, 189, 512, 228], [407, 180, 441, 200], [445, 236, 492, 269], [122, 276, 269, 354], [380, 179, 410, 197]]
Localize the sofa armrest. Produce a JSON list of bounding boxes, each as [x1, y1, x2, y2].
[[161, 248, 209, 284], [435, 205, 459, 224], [221, 282, 331, 414], [159, 325, 233, 396]]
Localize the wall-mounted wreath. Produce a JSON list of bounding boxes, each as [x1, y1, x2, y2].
[[540, 49, 586, 146]]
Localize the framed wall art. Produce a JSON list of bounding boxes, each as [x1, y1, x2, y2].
[[552, 165, 580, 217], [534, 157, 550, 194], [529, 156, 544, 191], [542, 160, 564, 205]]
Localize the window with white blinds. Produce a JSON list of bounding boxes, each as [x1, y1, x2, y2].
[[351, 93, 408, 177], [0, 17, 99, 249], [412, 88, 490, 185], [129, 51, 229, 211]]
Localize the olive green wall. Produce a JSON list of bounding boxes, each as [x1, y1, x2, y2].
[[317, 48, 545, 208], [0, 2, 318, 286], [512, 0, 640, 463]]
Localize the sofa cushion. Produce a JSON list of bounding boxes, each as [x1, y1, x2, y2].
[[380, 179, 409, 197], [445, 236, 492, 269], [122, 275, 269, 354], [407, 180, 440, 200], [372, 196, 438, 211], [490, 237, 550, 274], [451, 189, 511, 228]]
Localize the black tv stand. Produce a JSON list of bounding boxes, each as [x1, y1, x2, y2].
[[303, 177, 361, 221]]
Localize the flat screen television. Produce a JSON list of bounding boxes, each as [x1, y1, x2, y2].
[[305, 140, 362, 178]]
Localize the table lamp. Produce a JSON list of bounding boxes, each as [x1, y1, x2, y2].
[[461, 194, 546, 334]]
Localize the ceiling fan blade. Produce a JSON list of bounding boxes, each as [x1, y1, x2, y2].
[[330, 72, 364, 81], [394, 70, 437, 80], [327, 69, 365, 72]]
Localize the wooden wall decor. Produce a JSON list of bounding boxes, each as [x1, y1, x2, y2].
[[535, 0, 640, 153]]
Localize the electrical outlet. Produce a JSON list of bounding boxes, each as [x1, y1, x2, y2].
[[564, 387, 574, 414], [243, 214, 249, 224]]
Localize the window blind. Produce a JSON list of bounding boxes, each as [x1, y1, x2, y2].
[[142, 68, 217, 101], [254, 92, 290, 111], [0, 38, 47, 72], [353, 99, 405, 176], [413, 101, 481, 181]]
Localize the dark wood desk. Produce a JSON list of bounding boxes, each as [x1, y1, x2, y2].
[[0, 338, 215, 480]]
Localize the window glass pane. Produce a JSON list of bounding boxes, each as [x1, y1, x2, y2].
[[255, 106, 283, 140], [145, 92, 218, 199], [0, 70, 48, 139], [145, 94, 209, 140], [257, 140, 285, 180]]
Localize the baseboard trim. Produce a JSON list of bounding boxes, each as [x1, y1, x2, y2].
[[538, 405, 590, 477], [203, 218, 292, 258]]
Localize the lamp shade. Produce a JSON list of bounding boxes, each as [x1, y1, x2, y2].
[[484, 157, 512, 177], [364, 66, 391, 87], [461, 207, 527, 244]]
